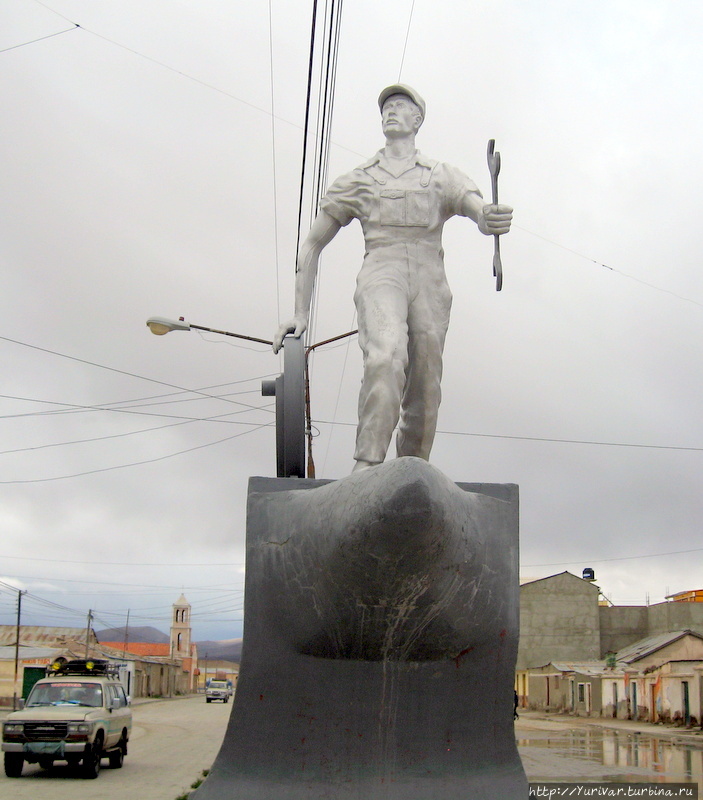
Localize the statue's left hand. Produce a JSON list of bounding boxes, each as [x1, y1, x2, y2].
[[478, 203, 512, 236]]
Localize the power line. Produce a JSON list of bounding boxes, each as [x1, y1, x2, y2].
[[2, 574, 242, 592], [28, 1, 288, 124], [515, 225, 703, 311], [20, 3, 703, 316], [397, 0, 416, 81], [0, 387, 268, 418], [523, 546, 703, 568], [0, 25, 78, 54], [0, 421, 272, 484], [0, 374, 275, 420], [0, 554, 244, 567], [312, 418, 703, 453], [0, 334, 271, 409], [0, 401, 274, 456], [0, 397, 273, 425], [295, 0, 320, 263], [268, 0, 281, 323], [307, 0, 344, 350]]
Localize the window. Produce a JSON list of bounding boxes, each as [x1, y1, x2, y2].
[[108, 684, 127, 708]]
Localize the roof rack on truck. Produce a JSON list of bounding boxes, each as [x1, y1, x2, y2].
[[44, 658, 120, 678]]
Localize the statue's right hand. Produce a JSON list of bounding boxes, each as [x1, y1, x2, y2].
[[273, 316, 307, 353]]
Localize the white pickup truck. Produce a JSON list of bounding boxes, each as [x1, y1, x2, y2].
[[2, 658, 131, 779], [205, 680, 230, 703]]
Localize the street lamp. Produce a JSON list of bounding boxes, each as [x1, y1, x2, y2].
[[146, 316, 272, 346]]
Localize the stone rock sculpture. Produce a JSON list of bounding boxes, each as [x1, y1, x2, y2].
[[192, 458, 527, 799]]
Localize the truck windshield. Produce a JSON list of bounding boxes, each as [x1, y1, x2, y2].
[[27, 682, 103, 708]]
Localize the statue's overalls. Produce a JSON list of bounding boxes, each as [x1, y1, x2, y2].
[[320, 150, 481, 464]]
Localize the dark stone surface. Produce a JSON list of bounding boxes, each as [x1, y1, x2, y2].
[[193, 457, 527, 799]]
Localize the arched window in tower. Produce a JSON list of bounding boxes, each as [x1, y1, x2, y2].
[[177, 633, 183, 650]]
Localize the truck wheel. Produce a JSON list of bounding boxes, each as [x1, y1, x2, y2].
[[108, 735, 126, 769], [82, 736, 102, 779], [4, 753, 23, 778], [206, 697, 211, 703]]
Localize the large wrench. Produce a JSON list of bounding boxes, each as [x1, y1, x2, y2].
[[487, 139, 503, 291]]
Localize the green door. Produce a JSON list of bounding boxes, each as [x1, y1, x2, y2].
[[22, 666, 46, 699]]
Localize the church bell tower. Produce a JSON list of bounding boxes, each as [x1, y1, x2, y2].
[[170, 594, 192, 659]]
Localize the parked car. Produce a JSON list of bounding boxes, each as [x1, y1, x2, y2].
[[2, 658, 132, 779], [206, 680, 230, 703]]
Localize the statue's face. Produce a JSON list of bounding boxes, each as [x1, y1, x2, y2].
[[381, 94, 422, 137]]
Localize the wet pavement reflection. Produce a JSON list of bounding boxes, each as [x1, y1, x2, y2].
[[517, 719, 703, 786]]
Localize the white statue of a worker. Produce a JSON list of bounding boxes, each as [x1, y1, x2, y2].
[[274, 85, 512, 472]]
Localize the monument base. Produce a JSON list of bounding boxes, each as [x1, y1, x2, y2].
[[192, 457, 527, 799]]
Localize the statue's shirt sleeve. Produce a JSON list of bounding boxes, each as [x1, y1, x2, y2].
[[435, 163, 483, 218], [319, 169, 374, 227]]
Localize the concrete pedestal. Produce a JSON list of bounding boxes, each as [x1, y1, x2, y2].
[[192, 457, 527, 799]]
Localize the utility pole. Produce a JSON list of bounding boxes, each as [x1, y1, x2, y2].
[[122, 609, 130, 660], [12, 589, 26, 711], [121, 609, 131, 696], [85, 609, 93, 658]]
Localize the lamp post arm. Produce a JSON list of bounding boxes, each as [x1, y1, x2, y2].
[[189, 324, 273, 346]]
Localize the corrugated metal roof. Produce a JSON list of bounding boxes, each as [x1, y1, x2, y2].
[[0, 645, 61, 661], [615, 629, 702, 663], [550, 662, 610, 676], [0, 626, 95, 647]]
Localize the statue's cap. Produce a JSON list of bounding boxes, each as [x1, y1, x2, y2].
[[378, 84, 426, 119]]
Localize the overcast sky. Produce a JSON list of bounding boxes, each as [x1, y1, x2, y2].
[[1, 0, 702, 643]]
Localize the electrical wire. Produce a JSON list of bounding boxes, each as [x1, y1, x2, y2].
[[306, 0, 344, 347], [0, 421, 272, 484], [523, 546, 703, 568], [0, 375, 276, 420], [515, 225, 703, 310], [0, 25, 78, 54], [294, 0, 320, 264], [0, 334, 270, 410], [0, 554, 244, 567], [18, 2, 703, 317], [319, 310, 357, 475], [268, 0, 281, 323], [0, 397, 273, 424], [397, 0, 416, 81], [310, 418, 703, 453], [2, 574, 243, 592]]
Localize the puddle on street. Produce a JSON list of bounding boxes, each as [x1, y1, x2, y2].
[[517, 725, 703, 785]]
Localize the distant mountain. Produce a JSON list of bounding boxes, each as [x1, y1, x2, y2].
[[196, 638, 242, 663], [96, 625, 169, 644]]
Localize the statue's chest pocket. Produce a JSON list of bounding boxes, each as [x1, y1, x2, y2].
[[379, 190, 430, 227]]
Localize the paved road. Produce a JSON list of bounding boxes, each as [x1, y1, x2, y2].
[[5, 699, 701, 796], [0, 695, 232, 800]]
